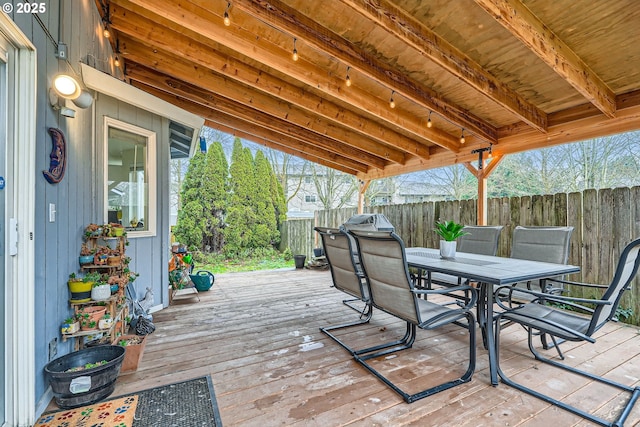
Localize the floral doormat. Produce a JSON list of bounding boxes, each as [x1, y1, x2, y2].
[[34, 395, 138, 427]]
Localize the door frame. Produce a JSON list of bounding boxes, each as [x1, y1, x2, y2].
[[0, 12, 37, 427]]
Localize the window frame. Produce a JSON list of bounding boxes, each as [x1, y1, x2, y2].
[[103, 117, 157, 238]]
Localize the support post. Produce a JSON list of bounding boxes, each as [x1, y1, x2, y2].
[[464, 154, 504, 225], [358, 179, 371, 214]]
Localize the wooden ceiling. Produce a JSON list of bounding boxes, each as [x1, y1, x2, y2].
[[97, 0, 640, 180]]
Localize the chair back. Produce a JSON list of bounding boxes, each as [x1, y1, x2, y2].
[[349, 230, 420, 324], [589, 238, 640, 334], [458, 225, 504, 256], [315, 227, 369, 301], [510, 226, 574, 264]]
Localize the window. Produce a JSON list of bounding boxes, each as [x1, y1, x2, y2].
[[104, 117, 156, 237], [305, 195, 317, 203], [304, 176, 312, 183]]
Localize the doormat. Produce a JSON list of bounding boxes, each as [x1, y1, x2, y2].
[[34, 395, 138, 426], [131, 376, 222, 427]]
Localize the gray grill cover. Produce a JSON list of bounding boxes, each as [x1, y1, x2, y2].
[[339, 214, 395, 274], [339, 214, 395, 233]]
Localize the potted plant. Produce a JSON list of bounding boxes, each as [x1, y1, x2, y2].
[[434, 220, 468, 259], [98, 313, 113, 330], [110, 222, 125, 237], [115, 334, 147, 373], [84, 223, 102, 239], [61, 317, 80, 334], [77, 305, 107, 327], [68, 273, 92, 303], [79, 243, 95, 266], [78, 311, 99, 331], [91, 274, 111, 301]]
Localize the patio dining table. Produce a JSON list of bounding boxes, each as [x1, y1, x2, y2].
[[405, 247, 580, 386]]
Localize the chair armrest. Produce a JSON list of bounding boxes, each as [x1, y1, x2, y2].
[[494, 285, 611, 312], [541, 277, 608, 290], [413, 285, 478, 310]]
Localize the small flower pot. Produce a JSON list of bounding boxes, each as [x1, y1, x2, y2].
[[79, 255, 94, 265], [439, 240, 457, 259], [107, 256, 120, 266], [99, 317, 113, 330], [68, 280, 92, 303], [91, 284, 111, 301], [294, 255, 306, 269], [61, 321, 80, 335], [111, 227, 124, 237]]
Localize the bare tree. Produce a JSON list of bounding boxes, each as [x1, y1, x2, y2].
[[311, 164, 358, 209]]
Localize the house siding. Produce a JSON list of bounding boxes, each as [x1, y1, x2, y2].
[[6, 0, 171, 414]]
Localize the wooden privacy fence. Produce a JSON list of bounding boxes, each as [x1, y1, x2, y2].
[[280, 186, 640, 326]]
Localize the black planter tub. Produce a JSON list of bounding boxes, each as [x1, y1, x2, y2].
[[44, 345, 125, 409]]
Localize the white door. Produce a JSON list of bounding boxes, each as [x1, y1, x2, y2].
[[0, 32, 7, 427], [1, 14, 37, 425]]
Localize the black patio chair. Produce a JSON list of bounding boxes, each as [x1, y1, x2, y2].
[[349, 229, 477, 403], [493, 237, 640, 427], [314, 227, 373, 354]]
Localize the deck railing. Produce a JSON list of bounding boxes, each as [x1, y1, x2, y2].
[[281, 185, 640, 325]]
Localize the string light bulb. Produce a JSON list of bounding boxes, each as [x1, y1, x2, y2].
[[345, 66, 352, 87], [427, 111, 433, 128], [488, 144, 493, 158], [103, 24, 110, 38], [223, 2, 231, 26], [460, 128, 466, 144], [114, 56, 120, 67], [389, 90, 396, 108], [292, 38, 299, 61]]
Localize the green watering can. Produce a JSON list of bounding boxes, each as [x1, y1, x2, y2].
[[189, 271, 215, 292]]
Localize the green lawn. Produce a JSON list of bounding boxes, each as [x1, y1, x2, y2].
[[191, 250, 294, 274]]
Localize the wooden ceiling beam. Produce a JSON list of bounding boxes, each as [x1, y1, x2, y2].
[[226, 0, 496, 144], [474, 0, 616, 118], [361, 103, 640, 180], [132, 81, 366, 175], [123, 61, 388, 169], [499, 89, 640, 137], [205, 121, 362, 175], [120, 0, 462, 151], [341, 0, 547, 133], [110, 2, 432, 161]]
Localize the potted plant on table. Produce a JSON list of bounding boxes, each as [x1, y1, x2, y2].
[[434, 220, 468, 259]]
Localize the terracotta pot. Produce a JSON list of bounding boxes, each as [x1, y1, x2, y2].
[[78, 306, 107, 323]]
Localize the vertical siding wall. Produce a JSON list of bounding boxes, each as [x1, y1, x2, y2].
[[281, 186, 640, 325]]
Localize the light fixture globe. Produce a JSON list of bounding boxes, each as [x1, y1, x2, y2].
[[52, 74, 82, 99], [50, 73, 94, 110]]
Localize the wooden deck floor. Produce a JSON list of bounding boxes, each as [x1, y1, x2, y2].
[[111, 269, 640, 426]]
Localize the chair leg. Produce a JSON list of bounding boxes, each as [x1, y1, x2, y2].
[[320, 303, 373, 354], [355, 313, 476, 404], [342, 297, 370, 316], [495, 315, 640, 427]]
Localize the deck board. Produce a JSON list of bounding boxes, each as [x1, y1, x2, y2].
[[107, 269, 640, 426]]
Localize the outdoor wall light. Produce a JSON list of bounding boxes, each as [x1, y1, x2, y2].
[[50, 73, 94, 109]]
